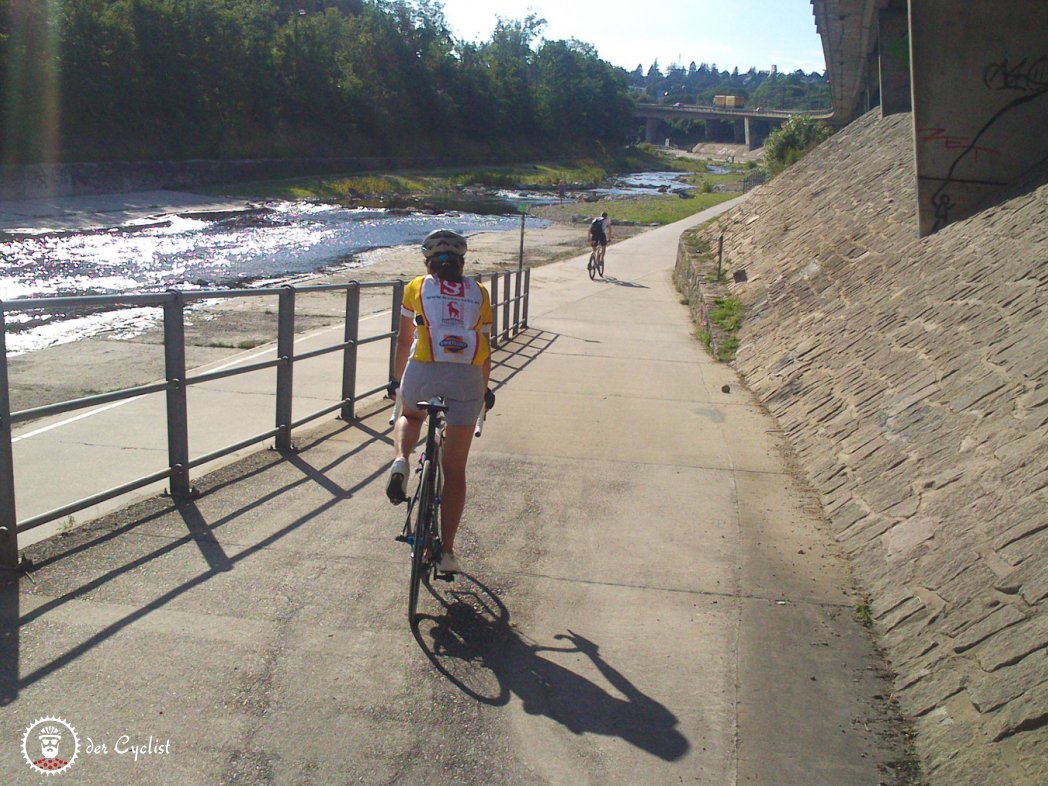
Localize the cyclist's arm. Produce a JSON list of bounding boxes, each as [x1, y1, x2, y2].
[[393, 313, 414, 389]]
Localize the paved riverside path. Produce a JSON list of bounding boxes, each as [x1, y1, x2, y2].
[[0, 203, 906, 785]]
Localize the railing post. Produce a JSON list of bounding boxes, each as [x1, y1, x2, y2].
[[502, 271, 511, 345], [513, 268, 522, 336], [388, 281, 403, 383], [0, 309, 19, 569], [163, 292, 193, 499], [275, 285, 295, 453], [489, 274, 499, 350], [522, 268, 531, 328], [340, 283, 360, 422]]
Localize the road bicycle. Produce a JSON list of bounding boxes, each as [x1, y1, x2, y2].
[[587, 245, 605, 280], [393, 396, 487, 625], [394, 396, 451, 624]]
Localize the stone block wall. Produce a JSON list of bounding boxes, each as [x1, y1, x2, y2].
[[677, 110, 1047, 785]]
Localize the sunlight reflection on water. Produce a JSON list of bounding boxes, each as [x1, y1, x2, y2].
[[1, 203, 536, 354]]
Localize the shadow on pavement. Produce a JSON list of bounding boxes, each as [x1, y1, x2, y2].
[[13, 418, 388, 694], [595, 276, 649, 289], [8, 328, 561, 700], [489, 328, 559, 391], [414, 575, 690, 762], [0, 573, 17, 706]]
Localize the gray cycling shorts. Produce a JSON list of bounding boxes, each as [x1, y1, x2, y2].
[[399, 361, 484, 427]]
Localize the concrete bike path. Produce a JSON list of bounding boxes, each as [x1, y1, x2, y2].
[[0, 201, 904, 785]]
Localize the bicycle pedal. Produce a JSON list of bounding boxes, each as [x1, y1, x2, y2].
[[435, 571, 456, 582], [394, 534, 410, 543]]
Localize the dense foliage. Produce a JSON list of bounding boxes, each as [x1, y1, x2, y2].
[[0, 0, 635, 164], [762, 114, 832, 175], [629, 61, 829, 111]]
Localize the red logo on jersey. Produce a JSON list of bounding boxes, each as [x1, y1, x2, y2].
[[447, 302, 461, 320], [439, 280, 465, 297]]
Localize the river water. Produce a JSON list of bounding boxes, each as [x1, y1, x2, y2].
[[0, 171, 694, 353]]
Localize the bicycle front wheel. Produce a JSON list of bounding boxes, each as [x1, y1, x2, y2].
[[588, 252, 597, 280], [408, 459, 435, 624]]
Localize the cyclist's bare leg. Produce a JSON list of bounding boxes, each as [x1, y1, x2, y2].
[[393, 408, 425, 463], [438, 424, 475, 554], [598, 242, 606, 264]]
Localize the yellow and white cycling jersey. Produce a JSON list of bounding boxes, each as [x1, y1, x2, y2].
[[401, 274, 492, 366]]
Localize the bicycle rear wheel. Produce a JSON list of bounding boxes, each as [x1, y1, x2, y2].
[[597, 252, 605, 277], [408, 459, 435, 624], [588, 251, 597, 280]]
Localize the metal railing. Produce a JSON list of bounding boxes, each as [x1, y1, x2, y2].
[[0, 268, 531, 569]]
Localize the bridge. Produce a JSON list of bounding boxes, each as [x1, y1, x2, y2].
[[632, 103, 831, 149], [812, 0, 1047, 235]]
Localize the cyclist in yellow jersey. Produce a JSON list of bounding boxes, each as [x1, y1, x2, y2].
[[386, 229, 495, 574]]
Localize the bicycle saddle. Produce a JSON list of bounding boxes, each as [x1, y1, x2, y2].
[[417, 397, 449, 413]]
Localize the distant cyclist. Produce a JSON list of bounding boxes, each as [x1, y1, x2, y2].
[[588, 210, 612, 267], [385, 229, 495, 574]]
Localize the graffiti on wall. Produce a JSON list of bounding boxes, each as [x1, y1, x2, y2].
[[923, 56, 1048, 231], [982, 56, 1048, 91]]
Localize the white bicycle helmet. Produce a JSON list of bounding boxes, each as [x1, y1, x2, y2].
[[422, 229, 467, 258]]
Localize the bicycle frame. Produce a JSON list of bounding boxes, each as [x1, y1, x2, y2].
[[400, 397, 451, 624]]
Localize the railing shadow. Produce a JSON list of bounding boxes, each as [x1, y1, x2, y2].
[[0, 572, 17, 706], [414, 575, 690, 762], [8, 327, 560, 698], [489, 328, 559, 391], [13, 415, 390, 693]]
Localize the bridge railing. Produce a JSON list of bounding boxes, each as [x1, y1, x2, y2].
[[0, 269, 530, 569]]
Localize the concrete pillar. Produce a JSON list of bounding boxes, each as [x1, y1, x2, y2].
[[878, 4, 911, 117], [744, 116, 753, 149], [911, 2, 1048, 235], [645, 117, 659, 144]]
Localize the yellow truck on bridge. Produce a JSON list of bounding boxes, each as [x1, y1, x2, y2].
[[713, 94, 745, 108]]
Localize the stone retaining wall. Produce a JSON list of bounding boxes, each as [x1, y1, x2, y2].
[[676, 110, 1046, 785]]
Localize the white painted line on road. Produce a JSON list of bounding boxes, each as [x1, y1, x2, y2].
[[12, 308, 396, 442]]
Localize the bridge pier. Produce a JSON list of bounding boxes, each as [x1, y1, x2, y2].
[[733, 118, 746, 145], [645, 117, 659, 144], [877, 5, 911, 117], [910, 1, 1048, 235]]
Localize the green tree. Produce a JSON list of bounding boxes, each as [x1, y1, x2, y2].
[[763, 114, 832, 175]]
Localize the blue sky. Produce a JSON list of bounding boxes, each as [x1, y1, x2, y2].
[[438, 0, 826, 74]]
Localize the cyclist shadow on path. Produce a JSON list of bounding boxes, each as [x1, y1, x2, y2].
[[593, 276, 649, 289], [414, 575, 690, 762]]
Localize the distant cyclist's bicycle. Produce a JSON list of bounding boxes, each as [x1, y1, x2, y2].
[[587, 246, 605, 280], [395, 397, 453, 624]]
